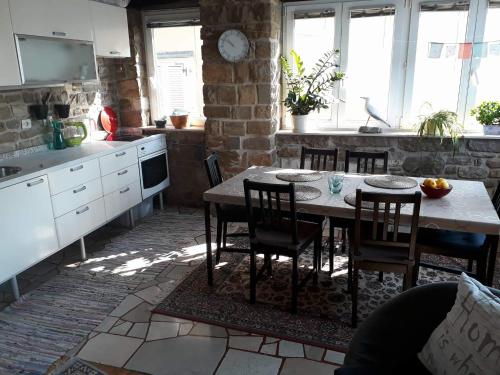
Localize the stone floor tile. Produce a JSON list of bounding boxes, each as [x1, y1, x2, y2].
[[227, 329, 250, 336], [260, 343, 277, 356], [264, 337, 279, 344], [280, 358, 338, 375], [179, 323, 193, 336], [166, 266, 191, 280], [78, 333, 143, 368], [324, 350, 345, 365], [304, 345, 325, 361], [109, 295, 143, 318], [134, 285, 165, 305], [125, 335, 226, 375], [146, 321, 179, 341], [278, 340, 304, 358], [190, 322, 227, 338], [94, 316, 119, 333], [128, 323, 149, 339], [150, 314, 191, 323], [215, 349, 282, 375], [121, 302, 153, 323], [110, 322, 133, 336], [229, 336, 263, 352]]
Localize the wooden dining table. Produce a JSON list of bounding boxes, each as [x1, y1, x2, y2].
[[203, 166, 500, 287]]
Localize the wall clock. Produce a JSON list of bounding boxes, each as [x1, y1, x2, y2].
[[217, 29, 249, 63]]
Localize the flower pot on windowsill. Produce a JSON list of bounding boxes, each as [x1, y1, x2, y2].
[[292, 114, 308, 133], [482, 125, 500, 135]]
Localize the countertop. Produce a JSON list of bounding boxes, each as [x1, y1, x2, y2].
[[0, 134, 164, 190]]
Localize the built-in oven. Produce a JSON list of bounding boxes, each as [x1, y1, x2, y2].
[[137, 137, 170, 199]]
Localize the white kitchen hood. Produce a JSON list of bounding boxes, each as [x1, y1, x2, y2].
[[15, 34, 98, 85]]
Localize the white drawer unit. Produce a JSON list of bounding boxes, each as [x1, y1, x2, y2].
[[101, 163, 140, 196], [55, 197, 106, 248], [48, 158, 100, 195], [100, 147, 138, 176], [104, 180, 142, 221], [51, 177, 103, 218]]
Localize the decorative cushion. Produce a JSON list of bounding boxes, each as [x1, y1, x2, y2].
[[418, 273, 500, 374]]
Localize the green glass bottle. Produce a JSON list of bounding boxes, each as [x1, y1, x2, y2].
[[52, 120, 66, 150]]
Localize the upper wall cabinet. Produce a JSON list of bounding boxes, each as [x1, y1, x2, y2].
[[9, 0, 93, 42], [90, 1, 131, 58], [0, 0, 21, 86]]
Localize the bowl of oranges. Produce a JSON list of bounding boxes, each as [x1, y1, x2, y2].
[[420, 178, 452, 199]]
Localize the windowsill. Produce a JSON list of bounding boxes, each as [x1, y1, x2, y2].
[[277, 129, 500, 140]]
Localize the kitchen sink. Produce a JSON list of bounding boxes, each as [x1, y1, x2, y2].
[[0, 166, 22, 178]]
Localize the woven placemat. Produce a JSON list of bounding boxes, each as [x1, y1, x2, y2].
[[276, 171, 322, 182], [364, 175, 418, 189], [280, 185, 322, 201], [344, 192, 406, 210]]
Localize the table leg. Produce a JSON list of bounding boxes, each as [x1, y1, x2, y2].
[[205, 200, 213, 286], [487, 234, 498, 286]]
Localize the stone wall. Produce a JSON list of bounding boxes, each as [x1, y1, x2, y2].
[[277, 133, 500, 194], [200, 0, 282, 177], [143, 127, 207, 207]]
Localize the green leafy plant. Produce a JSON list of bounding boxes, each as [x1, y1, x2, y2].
[[280, 49, 345, 116], [416, 110, 463, 152], [470, 101, 500, 125]]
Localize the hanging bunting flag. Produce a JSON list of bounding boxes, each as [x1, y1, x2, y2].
[[473, 42, 488, 58], [458, 43, 473, 59], [444, 44, 458, 58], [489, 41, 500, 56], [428, 42, 444, 58]]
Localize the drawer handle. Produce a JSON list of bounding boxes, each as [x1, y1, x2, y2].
[[73, 186, 87, 194], [76, 206, 89, 215], [118, 169, 128, 176], [52, 31, 67, 37], [109, 50, 121, 55], [115, 151, 126, 157], [27, 178, 44, 187], [70, 165, 84, 172], [120, 187, 130, 194]]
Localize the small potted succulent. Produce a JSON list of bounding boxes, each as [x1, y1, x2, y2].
[[280, 49, 345, 133], [470, 101, 500, 135]]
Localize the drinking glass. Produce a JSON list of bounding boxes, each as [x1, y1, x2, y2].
[[328, 173, 344, 194]]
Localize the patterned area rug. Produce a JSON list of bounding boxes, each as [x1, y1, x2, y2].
[[155, 240, 484, 351]]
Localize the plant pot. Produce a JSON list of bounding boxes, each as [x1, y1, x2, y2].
[[30, 104, 49, 120], [482, 125, 500, 135], [170, 115, 189, 129], [155, 120, 166, 128], [54, 104, 71, 119], [292, 115, 308, 133]]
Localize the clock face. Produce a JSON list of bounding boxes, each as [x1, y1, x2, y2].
[[217, 29, 249, 63]]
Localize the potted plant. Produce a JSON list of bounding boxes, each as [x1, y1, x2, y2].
[[470, 101, 500, 135], [280, 50, 345, 133], [416, 110, 463, 152]]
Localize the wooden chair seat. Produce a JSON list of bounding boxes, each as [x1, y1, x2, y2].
[[219, 203, 248, 222], [253, 219, 322, 252], [417, 228, 486, 256], [353, 244, 415, 265]]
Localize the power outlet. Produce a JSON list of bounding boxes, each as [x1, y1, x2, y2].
[[21, 119, 32, 129]]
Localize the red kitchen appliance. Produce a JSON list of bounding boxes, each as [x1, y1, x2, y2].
[[97, 106, 143, 141]]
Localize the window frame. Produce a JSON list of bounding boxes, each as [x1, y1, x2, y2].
[[143, 7, 204, 126]]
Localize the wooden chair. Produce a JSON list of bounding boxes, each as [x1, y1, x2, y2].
[[299, 146, 338, 274], [414, 182, 500, 285], [243, 179, 323, 313], [349, 189, 421, 327], [204, 153, 249, 264]]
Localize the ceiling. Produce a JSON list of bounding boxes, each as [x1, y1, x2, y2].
[[128, 0, 198, 8]]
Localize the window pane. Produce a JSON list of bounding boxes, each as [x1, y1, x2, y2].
[[151, 26, 204, 120], [343, 7, 395, 128], [293, 13, 335, 123], [409, 3, 469, 119]]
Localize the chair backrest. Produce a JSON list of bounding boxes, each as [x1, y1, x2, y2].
[[353, 189, 421, 261], [300, 146, 338, 171], [492, 182, 500, 216], [204, 153, 223, 188], [344, 150, 389, 174], [243, 179, 299, 244]]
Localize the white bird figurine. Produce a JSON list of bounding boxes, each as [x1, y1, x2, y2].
[[360, 96, 391, 128]]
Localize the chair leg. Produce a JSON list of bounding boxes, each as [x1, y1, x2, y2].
[[222, 221, 228, 249], [265, 252, 272, 276], [341, 228, 347, 253], [250, 250, 256, 304], [404, 267, 413, 291], [329, 220, 334, 275], [477, 256, 487, 284], [313, 234, 321, 285], [215, 218, 222, 264], [351, 267, 359, 328], [467, 258, 474, 273], [291, 256, 299, 314], [346, 251, 352, 293], [378, 271, 383, 282]]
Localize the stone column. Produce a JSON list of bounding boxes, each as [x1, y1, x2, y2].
[[200, 0, 281, 176]]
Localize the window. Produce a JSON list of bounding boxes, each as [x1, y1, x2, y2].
[[283, 0, 499, 131], [144, 9, 204, 125]]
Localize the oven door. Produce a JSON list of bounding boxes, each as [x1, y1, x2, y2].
[[139, 149, 170, 199]]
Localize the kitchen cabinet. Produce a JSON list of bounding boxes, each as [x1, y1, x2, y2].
[[0, 0, 21, 86], [48, 158, 100, 196], [51, 177, 103, 218], [99, 146, 138, 176], [90, 1, 131, 58], [104, 181, 142, 221], [0, 176, 58, 285], [9, 0, 93, 42]]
